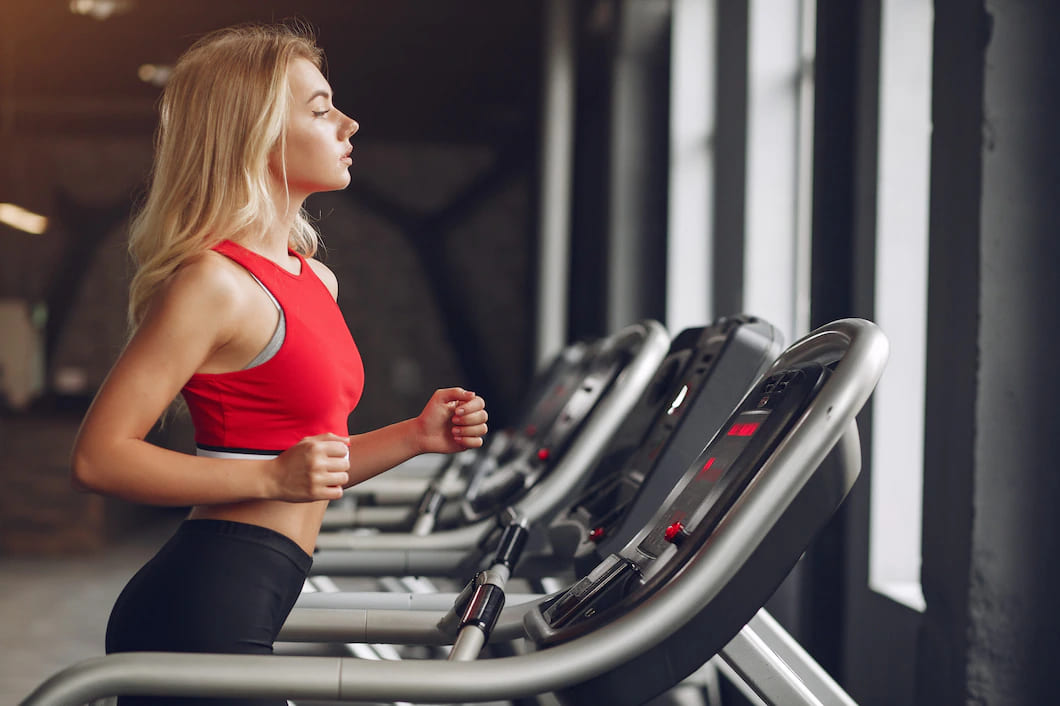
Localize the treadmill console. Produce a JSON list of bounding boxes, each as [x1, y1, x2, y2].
[[546, 318, 783, 565], [640, 366, 821, 553], [461, 333, 632, 521], [528, 362, 828, 643]]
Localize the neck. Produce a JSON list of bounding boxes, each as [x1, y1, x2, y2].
[[253, 185, 307, 263]]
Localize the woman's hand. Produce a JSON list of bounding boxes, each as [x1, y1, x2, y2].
[[416, 387, 489, 454], [267, 433, 351, 501]]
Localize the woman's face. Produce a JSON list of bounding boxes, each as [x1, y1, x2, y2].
[[272, 57, 359, 200]]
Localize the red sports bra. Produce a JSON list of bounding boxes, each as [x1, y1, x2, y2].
[[181, 240, 365, 455]]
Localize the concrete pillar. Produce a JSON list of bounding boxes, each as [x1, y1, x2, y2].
[[918, 1, 1060, 703]]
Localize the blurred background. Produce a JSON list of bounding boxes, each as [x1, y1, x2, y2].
[[2, 1, 1059, 705]]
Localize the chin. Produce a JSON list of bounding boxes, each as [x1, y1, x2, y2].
[[315, 178, 351, 194]]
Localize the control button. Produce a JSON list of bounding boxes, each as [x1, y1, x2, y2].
[[537, 448, 550, 461], [589, 527, 606, 542], [664, 522, 690, 546]]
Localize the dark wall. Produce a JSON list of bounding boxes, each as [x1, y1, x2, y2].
[[964, 0, 1060, 701], [919, 1, 1060, 704]]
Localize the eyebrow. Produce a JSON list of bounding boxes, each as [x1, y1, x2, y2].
[[305, 89, 332, 104]]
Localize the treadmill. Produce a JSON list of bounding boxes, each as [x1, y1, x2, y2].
[[21, 318, 887, 706], [308, 315, 784, 580]]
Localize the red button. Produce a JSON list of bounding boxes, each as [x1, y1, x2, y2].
[[537, 448, 550, 461], [665, 522, 687, 544], [589, 527, 606, 542]]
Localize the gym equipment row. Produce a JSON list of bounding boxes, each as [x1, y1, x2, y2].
[[295, 314, 787, 683], [308, 315, 784, 583], [296, 314, 786, 677]]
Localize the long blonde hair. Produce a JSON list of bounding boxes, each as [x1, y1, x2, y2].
[[127, 22, 324, 327]]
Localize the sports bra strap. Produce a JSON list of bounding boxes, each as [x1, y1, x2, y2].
[[242, 272, 286, 370]]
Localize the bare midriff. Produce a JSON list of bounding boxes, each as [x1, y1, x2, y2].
[[188, 499, 327, 556]]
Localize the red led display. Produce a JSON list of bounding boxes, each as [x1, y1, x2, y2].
[[727, 421, 760, 437], [697, 457, 724, 483]]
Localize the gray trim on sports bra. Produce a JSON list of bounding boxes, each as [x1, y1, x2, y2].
[[242, 272, 286, 370]]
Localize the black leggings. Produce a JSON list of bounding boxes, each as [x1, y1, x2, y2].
[[106, 518, 312, 705]]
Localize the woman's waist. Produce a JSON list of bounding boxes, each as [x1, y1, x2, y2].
[[187, 499, 327, 556]]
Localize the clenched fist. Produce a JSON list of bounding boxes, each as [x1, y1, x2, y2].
[[415, 387, 489, 454], [268, 433, 351, 501]]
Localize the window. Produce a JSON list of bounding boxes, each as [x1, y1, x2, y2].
[[868, 0, 933, 612], [743, 0, 816, 341]]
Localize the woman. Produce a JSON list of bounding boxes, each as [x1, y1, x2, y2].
[[71, 22, 488, 705]]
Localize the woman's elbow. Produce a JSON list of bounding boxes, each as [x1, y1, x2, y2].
[[70, 445, 104, 494]]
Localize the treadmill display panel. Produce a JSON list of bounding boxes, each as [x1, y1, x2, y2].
[[635, 364, 828, 563], [636, 409, 770, 559]]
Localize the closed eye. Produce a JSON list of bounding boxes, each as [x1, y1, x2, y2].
[[313, 109, 331, 118]]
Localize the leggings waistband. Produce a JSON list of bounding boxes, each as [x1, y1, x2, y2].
[[179, 518, 313, 574]]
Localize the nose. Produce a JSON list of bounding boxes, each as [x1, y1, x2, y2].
[[343, 114, 359, 139]]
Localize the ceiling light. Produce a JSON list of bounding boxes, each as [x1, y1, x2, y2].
[[69, 0, 135, 21], [0, 203, 48, 235]]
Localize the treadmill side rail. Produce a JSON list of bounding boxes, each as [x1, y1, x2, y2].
[[718, 608, 858, 706]]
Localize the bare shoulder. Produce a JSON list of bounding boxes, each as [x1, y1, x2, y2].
[[307, 257, 339, 300], [118, 250, 251, 383], [169, 250, 245, 304], [148, 250, 250, 331]]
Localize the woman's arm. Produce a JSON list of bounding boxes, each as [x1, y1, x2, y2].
[[72, 255, 350, 506], [343, 387, 488, 488]]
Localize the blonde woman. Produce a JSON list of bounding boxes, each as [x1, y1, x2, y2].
[[71, 22, 487, 704]]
